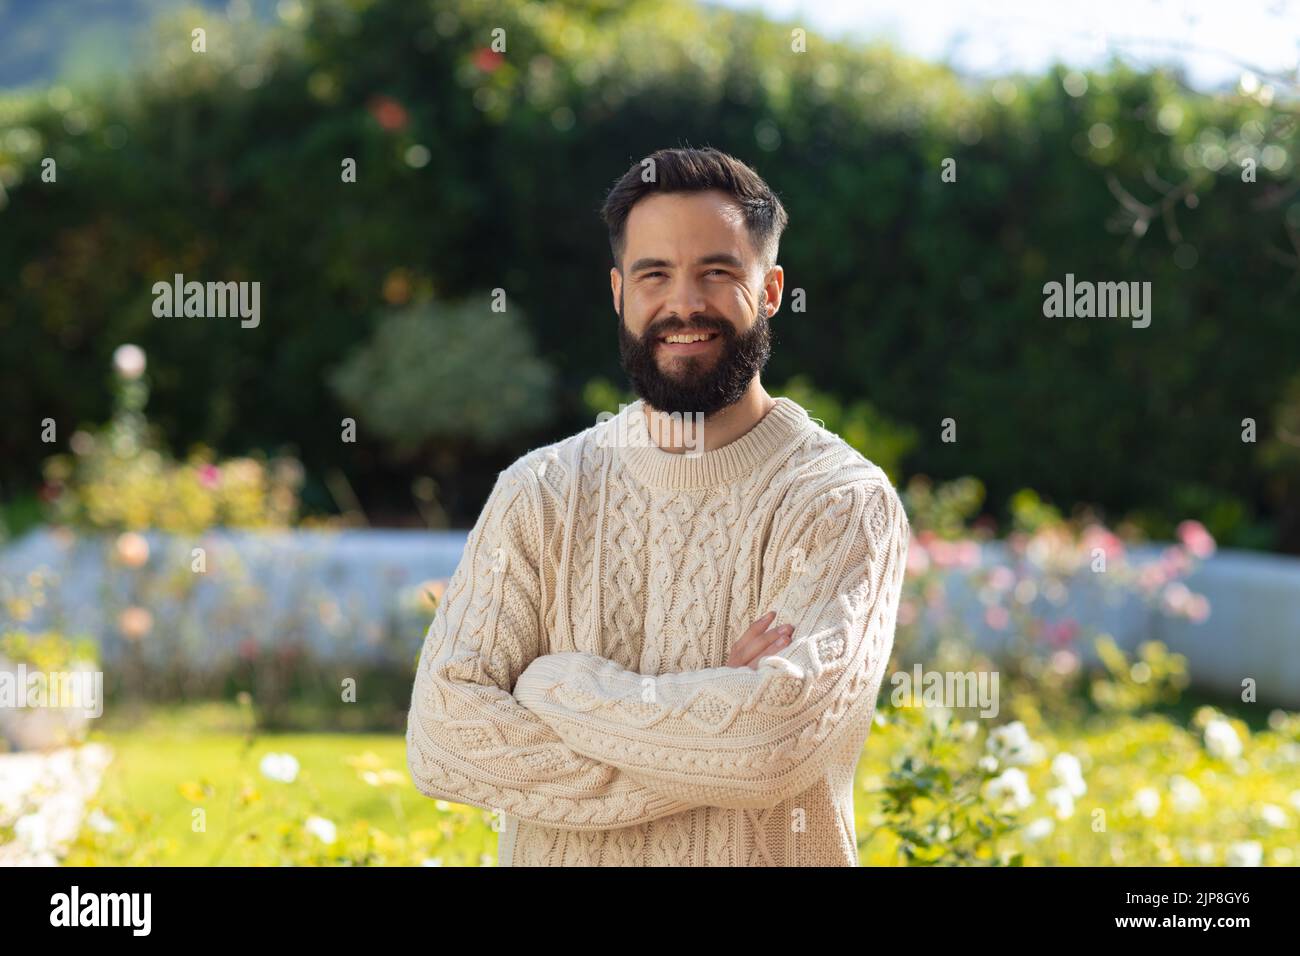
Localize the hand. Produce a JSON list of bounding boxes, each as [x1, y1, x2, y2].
[[725, 611, 794, 669]]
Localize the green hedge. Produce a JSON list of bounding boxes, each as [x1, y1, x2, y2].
[[0, 0, 1296, 546]]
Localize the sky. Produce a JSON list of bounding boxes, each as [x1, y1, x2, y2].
[[713, 0, 1300, 91]]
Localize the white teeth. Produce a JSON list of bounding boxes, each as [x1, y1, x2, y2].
[[664, 333, 714, 343]]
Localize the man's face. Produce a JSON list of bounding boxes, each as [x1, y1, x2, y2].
[[612, 190, 781, 416]]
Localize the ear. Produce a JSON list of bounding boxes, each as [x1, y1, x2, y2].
[[762, 264, 784, 316], [610, 267, 622, 316]]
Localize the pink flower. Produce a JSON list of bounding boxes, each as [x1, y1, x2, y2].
[[929, 538, 980, 569], [955, 540, 981, 568], [1161, 582, 1192, 616], [1081, 523, 1125, 561], [473, 47, 504, 73], [906, 538, 930, 574], [1160, 546, 1191, 579], [1177, 520, 1216, 559], [897, 599, 918, 627], [368, 95, 408, 131], [198, 464, 221, 489], [987, 565, 1016, 592], [1048, 618, 1079, 647], [1050, 649, 1080, 675], [1186, 593, 1211, 623], [985, 606, 1010, 631], [1137, 563, 1167, 594]]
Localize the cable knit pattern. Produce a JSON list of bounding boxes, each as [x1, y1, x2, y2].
[[406, 396, 910, 866]]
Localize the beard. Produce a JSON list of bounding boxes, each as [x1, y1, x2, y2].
[[616, 289, 772, 417]]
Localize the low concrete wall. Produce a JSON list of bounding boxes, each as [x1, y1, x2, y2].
[[2, 528, 1297, 705]]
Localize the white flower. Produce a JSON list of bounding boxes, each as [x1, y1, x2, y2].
[[986, 721, 1045, 766], [984, 767, 1034, 811], [15, 814, 48, 852], [1045, 786, 1076, 820], [977, 754, 1000, 773], [259, 752, 299, 784], [1050, 752, 1086, 797], [304, 815, 336, 844], [1289, 789, 1300, 814], [1134, 787, 1161, 818], [1170, 775, 1203, 813], [925, 706, 952, 731], [112, 344, 147, 380], [956, 721, 978, 742], [1225, 841, 1262, 867], [420, 857, 444, 866], [1259, 803, 1290, 828], [1023, 817, 1055, 841], [1204, 719, 1242, 761], [85, 809, 117, 833]]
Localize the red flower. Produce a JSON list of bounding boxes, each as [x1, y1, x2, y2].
[[473, 47, 504, 73], [367, 95, 409, 132]]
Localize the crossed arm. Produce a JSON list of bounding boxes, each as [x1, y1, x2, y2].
[[406, 457, 910, 827]]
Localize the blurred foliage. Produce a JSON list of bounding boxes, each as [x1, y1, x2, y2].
[[40, 352, 303, 533], [901, 474, 987, 539], [773, 373, 918, 483], [0, 0, 1296, 544], [328, 296, 556, 456], [1090, 635, 1190, 714], [0, 629, 99, 670]]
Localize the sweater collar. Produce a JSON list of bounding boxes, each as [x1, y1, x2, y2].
[[613, 396, 812, 490]]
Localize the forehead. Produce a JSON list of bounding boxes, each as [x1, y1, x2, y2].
[[624, 190, 753, 258]]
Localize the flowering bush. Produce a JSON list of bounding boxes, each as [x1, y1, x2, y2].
[[40, 345, 304, 535], [896, 475, 1214, 722], [0, 630, 98, 672], [860, 651, 1300, 867]]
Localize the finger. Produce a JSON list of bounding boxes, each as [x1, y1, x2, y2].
[[741, 611, 776, 640], [729, 612, 777, 662], [748, 633, 792, 669], [740, 624, 793, 667]]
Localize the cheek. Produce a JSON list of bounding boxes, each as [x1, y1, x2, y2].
[[712, 286, 753, 318], [627, 287, 668, 324]]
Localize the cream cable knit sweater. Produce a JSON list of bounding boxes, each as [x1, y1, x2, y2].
[[405, 396, 910, 865]]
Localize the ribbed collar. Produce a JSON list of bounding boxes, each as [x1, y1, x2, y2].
[[614, 397, 812, 489]]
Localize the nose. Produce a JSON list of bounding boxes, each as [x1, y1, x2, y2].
[[661, 273, 710, 326]]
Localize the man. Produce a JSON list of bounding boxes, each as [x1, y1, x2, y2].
[[406, 146, 910, 866]]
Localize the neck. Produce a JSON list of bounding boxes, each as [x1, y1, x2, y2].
[[641, 380, 774, 454]]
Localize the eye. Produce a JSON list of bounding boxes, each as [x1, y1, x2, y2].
[[705, 269, 727, 276], [643, 271, 667, 279]]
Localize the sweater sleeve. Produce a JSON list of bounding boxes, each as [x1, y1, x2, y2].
[[512, 476, 910, 811], [405, 459, 699, 831]]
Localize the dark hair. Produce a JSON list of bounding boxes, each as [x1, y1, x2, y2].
[[600, 147, 788, 273]]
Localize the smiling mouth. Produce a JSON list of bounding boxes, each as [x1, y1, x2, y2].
[[658, 331, 720, 345]]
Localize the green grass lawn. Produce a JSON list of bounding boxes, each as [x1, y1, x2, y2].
[[65, 702, 498, 866], [53, 694, 1300, 867]]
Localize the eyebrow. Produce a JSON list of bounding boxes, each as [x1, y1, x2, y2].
[[627, 252, 745, 274]]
